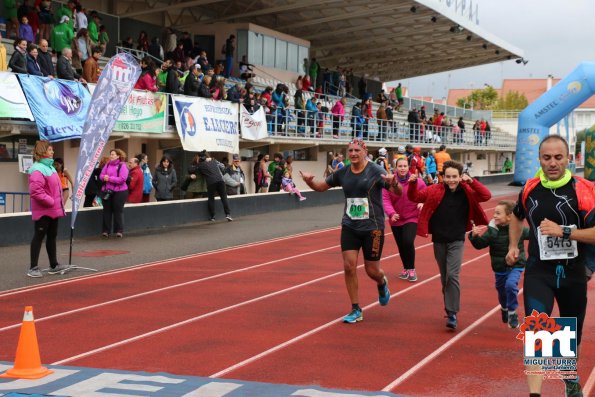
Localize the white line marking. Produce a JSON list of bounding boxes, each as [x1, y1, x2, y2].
[[0, 204, 500, 298], [0, 226, 341, 297], [209, 253, 489, 378], [51, 243, 441, 366], [583, 366, 595, 397], [382, 288, 524, 392], [0, 244, 341, 333]]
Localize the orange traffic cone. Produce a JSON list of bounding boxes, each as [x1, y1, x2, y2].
[[0, 306, 53, 379]]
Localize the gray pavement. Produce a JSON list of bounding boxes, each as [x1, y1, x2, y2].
[[0, 181, 521, 292]]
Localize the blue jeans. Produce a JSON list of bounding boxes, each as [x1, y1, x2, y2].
[[494, 268, 523, 311]]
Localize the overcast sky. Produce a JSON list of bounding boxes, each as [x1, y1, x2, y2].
[[400, 0, 595, 99]]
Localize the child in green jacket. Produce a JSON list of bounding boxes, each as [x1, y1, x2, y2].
[[469, 200, 529, 328]]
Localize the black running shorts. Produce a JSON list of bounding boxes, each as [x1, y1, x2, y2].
[[340, 225, 384, 261]]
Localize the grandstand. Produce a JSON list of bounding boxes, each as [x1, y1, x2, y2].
[[0, 0, 525, 199]]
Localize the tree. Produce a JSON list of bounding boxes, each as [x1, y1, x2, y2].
[[494, 90, 529, 111], [456, 86, 499, 110]]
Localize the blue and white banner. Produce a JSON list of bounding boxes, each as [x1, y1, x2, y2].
[[18, 75, 91, 142], [70, 53, 141, 227], [240, 105, 268, 141], [0, 72, 34, 120], [172, 96, 239, 153]]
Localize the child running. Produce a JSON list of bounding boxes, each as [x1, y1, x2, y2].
[[469, 200, 529, 328]]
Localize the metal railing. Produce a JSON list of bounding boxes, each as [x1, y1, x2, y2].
[[0, 192, 30, 214], [259, 107, 516, 148]]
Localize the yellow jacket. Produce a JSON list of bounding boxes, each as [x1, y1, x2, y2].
[[0, 44, 7, 72]]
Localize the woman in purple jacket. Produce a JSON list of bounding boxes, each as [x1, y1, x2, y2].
[[100, 149, 129, 238], [382, 157, 426, 282], [27, 140, 67, 278]]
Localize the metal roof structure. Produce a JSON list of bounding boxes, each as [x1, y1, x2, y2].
[[116, 0, 525, 82]]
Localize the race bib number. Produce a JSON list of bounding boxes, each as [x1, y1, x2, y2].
[[538, 225, 578, 260], [346, 198, 369, 220]]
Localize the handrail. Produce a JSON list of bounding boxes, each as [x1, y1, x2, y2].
[[115, 46, 163, 66]]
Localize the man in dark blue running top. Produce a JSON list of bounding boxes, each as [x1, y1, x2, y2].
[[506, 135, 595, 397], [300, 139, 398, 323]]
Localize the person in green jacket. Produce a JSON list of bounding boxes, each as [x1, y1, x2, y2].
[[308, 58, 319, 89], [51, 16, 74, 55], [54, 1, 74, 31], [87, 12, 100, 44], [4, 0, 18, 39], [502, 157, 513, 173], [469, 200, 529, 329]]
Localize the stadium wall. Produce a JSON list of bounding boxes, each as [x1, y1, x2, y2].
[[0, 188, 345, 247]]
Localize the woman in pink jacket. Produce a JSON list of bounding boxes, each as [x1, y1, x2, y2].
[[100, 149, 129, 238], [331, 97, 346, 138], [27, 140, 67, 278], [382, 157, 426, 282]]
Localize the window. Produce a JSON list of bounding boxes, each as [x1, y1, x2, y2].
[[248, 31, 263, 65], [287, 42, 298, 73], [263, 36, 275, 67], [275, 39, 287, 70], [298, 46, 309, 74]]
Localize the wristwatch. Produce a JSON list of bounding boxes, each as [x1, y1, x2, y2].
[[561, 226, 572, 240]]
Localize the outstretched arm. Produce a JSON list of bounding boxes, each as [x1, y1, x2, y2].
[[299, 171, 331, 192]]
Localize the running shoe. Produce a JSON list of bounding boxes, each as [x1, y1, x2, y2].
[[226, 215, 233, 222], [342, 308, 363, 323], [101, 232, 109, 239], [48, 264, 70, 275], [299, 196, 307, 201], [508, 312, 519, 329], [563, 378, 583, 397], [446, 313, 457, 330], [398, 269, 409, 280], [27, 267, 42, 278], [500, 307, 508, 323], [378, 276, 390, 306], [407, 269, 418, 282]]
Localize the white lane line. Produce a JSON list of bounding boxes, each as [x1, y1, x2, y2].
[[0, 203, 500, 298], [51, 242, 441, 366], [0, 226, 341, 297], [583, 366, 595, 397], [0, 244, 341, 333], [382, 288, 524, 392], [209, 253, 490, 378]]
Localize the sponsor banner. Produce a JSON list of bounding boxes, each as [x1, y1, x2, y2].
[[172, 95, 239, 153], [240, 105, 268, 140], [70, 53, 141, 227], [18, 75, 91, 141], [88, 85, 167, 133], [0, 72, 34, 120], [0, 362, 400, 396]]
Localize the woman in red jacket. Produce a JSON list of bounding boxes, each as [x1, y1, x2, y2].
[[408, 160, 491, 330]]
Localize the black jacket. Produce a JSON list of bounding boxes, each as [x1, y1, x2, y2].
[[183, 73, 201, 96], [37, 50, 55, 76], [8, 50, 27, 74], [56, 57, 80, 80]]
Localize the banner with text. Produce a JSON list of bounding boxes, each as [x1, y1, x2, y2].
[[70, 53, 141, 228], [240, 105, 267, 140], [0, 72, 34, 120], [172, 96, 239, 153], [88, 85, 167, 133], [19, 75, 91, 141]]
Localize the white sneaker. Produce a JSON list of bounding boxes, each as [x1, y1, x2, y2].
[[27, 267, 43, 278]]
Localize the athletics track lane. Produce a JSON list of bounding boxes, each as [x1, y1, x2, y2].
[[1, 196, 591, 396]]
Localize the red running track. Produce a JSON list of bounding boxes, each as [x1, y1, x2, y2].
[[0, 196, 593, 396]]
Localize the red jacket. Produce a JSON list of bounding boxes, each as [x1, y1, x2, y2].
[[408, 179, 491, 237], [127, 166, 144, 203]]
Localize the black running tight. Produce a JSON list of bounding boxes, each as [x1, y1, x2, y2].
[[391, 223, 418, 270], [30, 216, 59, 269]]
